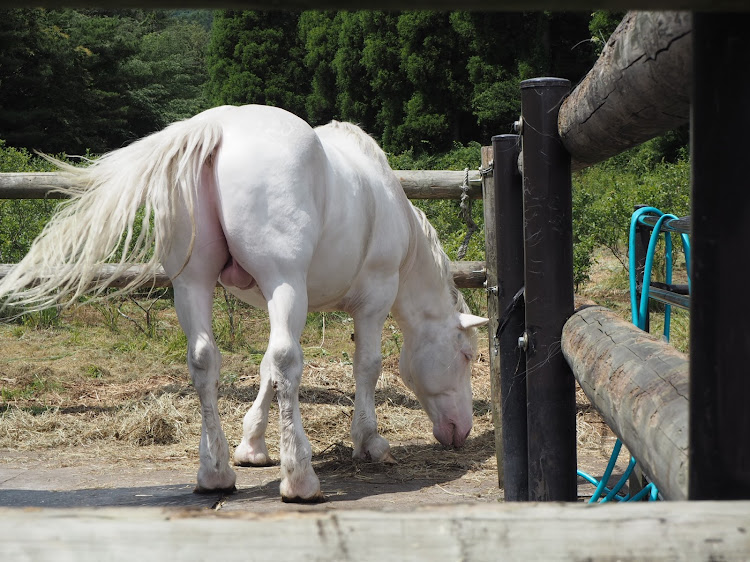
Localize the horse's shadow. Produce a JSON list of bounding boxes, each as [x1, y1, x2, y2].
[[230, 428, 499, 507]]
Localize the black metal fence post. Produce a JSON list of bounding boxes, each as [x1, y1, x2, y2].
[[520, 77, 578, 502], [689, 13, 750, 500], [491, 134, 528, 501]]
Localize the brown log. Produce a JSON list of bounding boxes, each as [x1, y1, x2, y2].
[[559, 12, 692, 171], [562, 305, 689, 500]]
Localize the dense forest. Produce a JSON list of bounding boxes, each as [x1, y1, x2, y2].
[[1, 9, 691, 288], [0, 8, 620, 155]]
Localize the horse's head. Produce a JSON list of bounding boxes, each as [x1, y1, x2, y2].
[[399, 312, 488, 448]]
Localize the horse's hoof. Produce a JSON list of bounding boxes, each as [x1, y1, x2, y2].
[[234, 443, 272, 467], [382, 451, 398, 465], [193, 485, 237, 495], [281, 491, 327, 504], [234, 458, 275, 468]]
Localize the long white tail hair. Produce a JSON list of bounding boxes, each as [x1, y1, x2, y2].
[[0, 117, 222, 312]]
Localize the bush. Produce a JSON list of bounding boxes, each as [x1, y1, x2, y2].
[[572, 139, 690, 284], [0, 141, 63, 263], [388, 141, 485, 263]]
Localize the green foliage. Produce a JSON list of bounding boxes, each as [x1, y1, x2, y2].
[[388, 141, 485, 265], [0, 142, 60, 263], [207, 11, 308, 117], [589, 10, 625, 54], [0, 9, 211, 153], [572, 135, 691, 286]]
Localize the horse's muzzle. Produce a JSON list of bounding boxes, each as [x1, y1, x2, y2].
[[433, 422, 472, 448]]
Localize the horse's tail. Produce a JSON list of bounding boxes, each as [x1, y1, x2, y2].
[[0, 116, 222, 312]]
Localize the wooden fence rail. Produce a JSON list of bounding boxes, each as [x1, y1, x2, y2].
[[0, 261, 486, 290], [0, 170, 483, 200], [558, 11, 692, 171], [562, 306, 689, 500], [0, 170, 487, 289]]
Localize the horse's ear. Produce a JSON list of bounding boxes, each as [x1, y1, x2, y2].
[[458, 313, 489, 330]]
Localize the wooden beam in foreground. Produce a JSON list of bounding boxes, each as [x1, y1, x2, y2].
[[1, 502, 749, 560]]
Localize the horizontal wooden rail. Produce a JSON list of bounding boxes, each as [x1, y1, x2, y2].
[[2, 502, 749, 560], [0, 261, 487, 290], [0, 170, 483, 200], [559, 12, 692, 171], [562, 305, 688, 500]]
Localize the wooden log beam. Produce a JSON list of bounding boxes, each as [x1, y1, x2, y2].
[[2, 503, 750, 560], [394, 170, 483, 199], [562, 305, 689, 500], [0, 173, 73, 199], [0, 261, 486, 291], [0, 171, 481, 200], [558, 12, 692, 171]]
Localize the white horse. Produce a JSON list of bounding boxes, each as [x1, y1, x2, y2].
[[0, 105, 487, 502]]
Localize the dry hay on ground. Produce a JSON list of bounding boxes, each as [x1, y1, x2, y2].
[[0, 293, 615, 485]]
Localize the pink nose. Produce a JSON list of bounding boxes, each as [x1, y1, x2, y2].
[[433, 422, 472, 448]]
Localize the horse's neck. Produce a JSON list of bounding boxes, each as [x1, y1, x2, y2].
[[391, 230, 454, 338]]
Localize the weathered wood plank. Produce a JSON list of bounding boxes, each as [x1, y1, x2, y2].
[[394, 170, 482, 199], [1, 502, 749, 560], [0, 261, 486, 290], [562, 306, 689, 500], [559, 12, 692, 171], [0, 172, 73, 199], [0, 171, 481, 200], [480, 145, 503, 489]]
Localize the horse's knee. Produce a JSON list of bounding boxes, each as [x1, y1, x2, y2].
[[189, 335, 220, 383], [265, 342, 303, 393]]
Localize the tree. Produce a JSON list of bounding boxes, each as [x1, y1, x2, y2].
[[298, 11, 339, 126], [332, 12, 376, 130], [0, 9, 90, 153], [206, 10, 308, 118], [396, 12, 472, 153]]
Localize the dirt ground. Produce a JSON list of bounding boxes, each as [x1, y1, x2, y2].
[[0, 443, 626, 512], [0, 262, 635, 512]]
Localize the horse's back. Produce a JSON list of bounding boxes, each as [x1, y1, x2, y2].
[[204, 105, 412, 313]]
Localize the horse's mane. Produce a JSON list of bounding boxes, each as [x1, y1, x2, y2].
[[317, 120, 477, 349], [410, 206, 471, 317], [315, 120, 392, 172]]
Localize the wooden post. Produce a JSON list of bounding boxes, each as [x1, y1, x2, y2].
[[520, 77, 577, 502], [689, 13, 750, 500], [485, 134, 528, 501]]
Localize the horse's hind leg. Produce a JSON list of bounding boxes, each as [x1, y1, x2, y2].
[[173, 279, 237, 494], [233, 358, 273, 466], [258, 275, 322, 502]]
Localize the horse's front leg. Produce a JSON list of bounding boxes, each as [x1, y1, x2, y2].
[[173, 282, 237, 494], [351, 310, 397, 464], [263, 277, 322, 503]]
